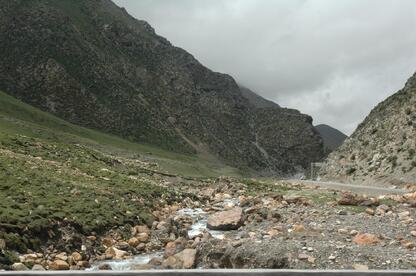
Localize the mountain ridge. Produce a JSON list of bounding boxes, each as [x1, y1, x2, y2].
[[0, 0, 324, 175]]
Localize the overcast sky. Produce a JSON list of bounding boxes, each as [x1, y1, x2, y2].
[[114, 0, 416, 135]]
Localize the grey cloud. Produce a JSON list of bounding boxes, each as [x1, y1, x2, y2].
[[114, 0, 416, 135]]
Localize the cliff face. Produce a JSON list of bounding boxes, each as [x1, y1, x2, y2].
[[320, 73, 416, 185], [0, 0, 324, 174]]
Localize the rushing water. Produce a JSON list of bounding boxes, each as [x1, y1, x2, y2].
[[89, 198, 239, 270]]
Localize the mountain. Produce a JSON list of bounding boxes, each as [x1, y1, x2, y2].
[[315, 124, 348, 152], [320, 73, 416, 185], [0, 0, 324, 175]]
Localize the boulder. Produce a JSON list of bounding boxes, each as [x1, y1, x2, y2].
[[105, 247, 128, 260], [71, 252, 83, 262], [49, 260, 70, 270], [31, 264, 45, 271], [174, 249, 197, 269], [207, 207, 244, 230], [11, 263, 29, 271], [161, 256, 182, 269]]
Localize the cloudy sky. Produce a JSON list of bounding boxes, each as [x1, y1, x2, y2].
[[114, 0, 416, 135]]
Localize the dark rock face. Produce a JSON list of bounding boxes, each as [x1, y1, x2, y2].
[[0, 0, 324, 174], [315, 124, 348, 152], [320, 73, 416, 185]]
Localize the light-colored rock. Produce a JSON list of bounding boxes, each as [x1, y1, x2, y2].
[[11, 263, 29, 271], [174, 249, 197, 269], [71, 252, 83, 262], [133, 225, 151, 236], [353, 264, 369, 270], [338, 228, 348, 234], [293, 224, 306, 233], [105, 247, 128, 260], [49, 260, 70, 270], [137, 232, 149, 242], [207, 207, 244, 230], [31, 264, 45, 271], [55, 252, 68, 261]]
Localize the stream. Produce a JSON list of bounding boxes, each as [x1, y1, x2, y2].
[[89, 198, 239, 270]]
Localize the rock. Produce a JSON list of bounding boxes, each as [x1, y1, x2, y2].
[[137, 232, 149, 242], [133, 225, 151, 235], [308, 256, 316, 264], [365, 208, 375, 215], [11, 263, 29, 271], [102, 237, 114, 248], [207, 207, 244, 231], [149, 257, 162, 266], [128, 237, 140, 248], [77, 261, 91, 268], [49, 260, 70, 270], [293, 224, 306, 233], [71, 252, 83, 262], [338, 229, 348, 234], [401, 240, 416, 249], [105, 247, 128, 260], [298, 253, 309, 260], [353, 233, 380, 245], [162, 256, 182, 269], [197, 239, 289, 268], [55, 252, 68, 261], [116, 241, 130, 250], [353, 264, 369, 270], [350, 230, 359, 236], [411, 231, 416, 237], [174, 249, 197, 269], [31, 264, 45, 271], [328, 255, 336, 261], [98, 263, 112, 270]]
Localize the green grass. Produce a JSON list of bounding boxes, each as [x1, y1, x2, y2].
[[0, 90, 240, 178], [0, 90, 240, 254]]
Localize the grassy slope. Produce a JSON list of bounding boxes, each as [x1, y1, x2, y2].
[[0, 90, 240, 178], [0, 90, 239, 258]]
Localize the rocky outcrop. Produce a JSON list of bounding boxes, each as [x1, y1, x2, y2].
[[320, 73, 416, 185], [0, 0, 324, 174], [196, 239, 289, 269]]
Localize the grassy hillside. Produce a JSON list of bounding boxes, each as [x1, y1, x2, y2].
[[0, 90, 240, 178], [0, 90, 240, 265]]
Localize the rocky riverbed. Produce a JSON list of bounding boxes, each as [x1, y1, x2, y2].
[[4, 177, 416, 271]]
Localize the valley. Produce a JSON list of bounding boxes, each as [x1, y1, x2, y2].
[[0, 0, 415, 272]]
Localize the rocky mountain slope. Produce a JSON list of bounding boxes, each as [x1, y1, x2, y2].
[[315, 124, 348, 152], [0, 0, 324, 175], [320, 73, 416, 185]]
